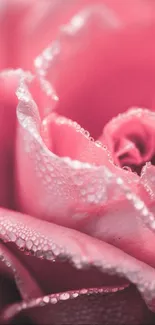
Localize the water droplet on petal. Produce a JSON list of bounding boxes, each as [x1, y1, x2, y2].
[[134, 200, 144, 210], [16, 238, 25, 248], [59, 292, 70, 301], [50, 297, 57, 304], [43, 296, 50, 304], [26, 240, 33, 250], [72, 292, 79, 298]]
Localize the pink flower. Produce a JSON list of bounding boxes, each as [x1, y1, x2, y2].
[[1, 1, 155, 324]]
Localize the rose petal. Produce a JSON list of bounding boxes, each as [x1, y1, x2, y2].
[[15, 0, 91, 70], [9, 246, 128, 295], [0, 208, 155, 311], [2, 286, 155, 325], [141, 163, 155, 202], [0, 70, 24, 208], [0, 1, 7, 69], [15, 74, 141, 230], [6, 0, 155, 72], [81, 197, 155, 269], [41, 112, 112, 165], [100, 108, 155, 170], [1, 0, 34, 69], [0, 241, 42, 312], [16, 75, 155, 275], [35, 3, 155, 139]]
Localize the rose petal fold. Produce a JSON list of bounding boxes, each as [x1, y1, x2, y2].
[[2, 286, 155, 325], [0, 208, 155, 312], [0, 239, 42, 324], [15, 74, 141, 230], [0, 70, 27, 208], [0, 242, 42, 303], [100, 108, 155, 171], [41, 112, 112, 165]]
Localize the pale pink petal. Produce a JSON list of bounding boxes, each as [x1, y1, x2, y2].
[[81, 197, 155, 269], [41, 112, 112, 165], [15, 73, 140, 229], [0, 0, 33, 69], [99, 108, 155, 172], [16, 74, 155, 269], [35, 3, 155, 139], [0, 70, 24, 208], [0, 208, 155, 311], [140, 164, 155, 202], [5, 0, 155, 71], [0, 1, 7, 69]]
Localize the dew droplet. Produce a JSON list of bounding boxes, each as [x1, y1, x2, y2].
[[32, 245, 37, 252], [116, 177, 123, 185], [53, 247, 60, 257], [50, 297, 57, 304], [72, 292, 79, 298], [16, 238, 25, 248], [43, 296, 50, 304], [36, 250, 44, 258], [134, 199, 144, 210], [142, 207, 149, 217], [72, 255, 84, 269], [126, 193, 133, 200], [45, 250, 54, 260], [59, 292, 70, 301], [8, 232, 16, 242], [95, 140, 102, 147], [80, 288, 88, 294]]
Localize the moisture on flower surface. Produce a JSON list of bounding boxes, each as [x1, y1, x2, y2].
[[1, 1, 155, 325]]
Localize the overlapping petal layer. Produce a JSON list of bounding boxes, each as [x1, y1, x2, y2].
[[3, 286, 154, 325], [0, 70, 24, 208], [100, 108, 155, 172], [0, 208, 154, 324], [1, 1, 155, 324], [0, 208, 155, 311]]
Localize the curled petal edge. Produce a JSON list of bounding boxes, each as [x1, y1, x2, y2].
[[0, 209, 155, 312]]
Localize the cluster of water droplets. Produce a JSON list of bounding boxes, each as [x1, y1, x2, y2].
[[10, 7, 155, 316], [17, 86, 126, 222], [1, 213, 155, 312], [17, 80, 155, 239], [11, 285, 128, 317], [140, 162, 155, 201]]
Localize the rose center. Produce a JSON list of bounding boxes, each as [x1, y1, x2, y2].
[[100, 109, 155, 175]]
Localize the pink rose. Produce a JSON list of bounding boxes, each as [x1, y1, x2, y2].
[[1, 1, 155, 324]]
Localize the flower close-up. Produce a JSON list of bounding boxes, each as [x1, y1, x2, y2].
[[1, 0, 155, 324]]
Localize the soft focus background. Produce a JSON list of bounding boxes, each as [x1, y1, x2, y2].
[[2, 0, 155, 71]]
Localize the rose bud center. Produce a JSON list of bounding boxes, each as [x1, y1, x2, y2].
[[100, 109, 155, 175]]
